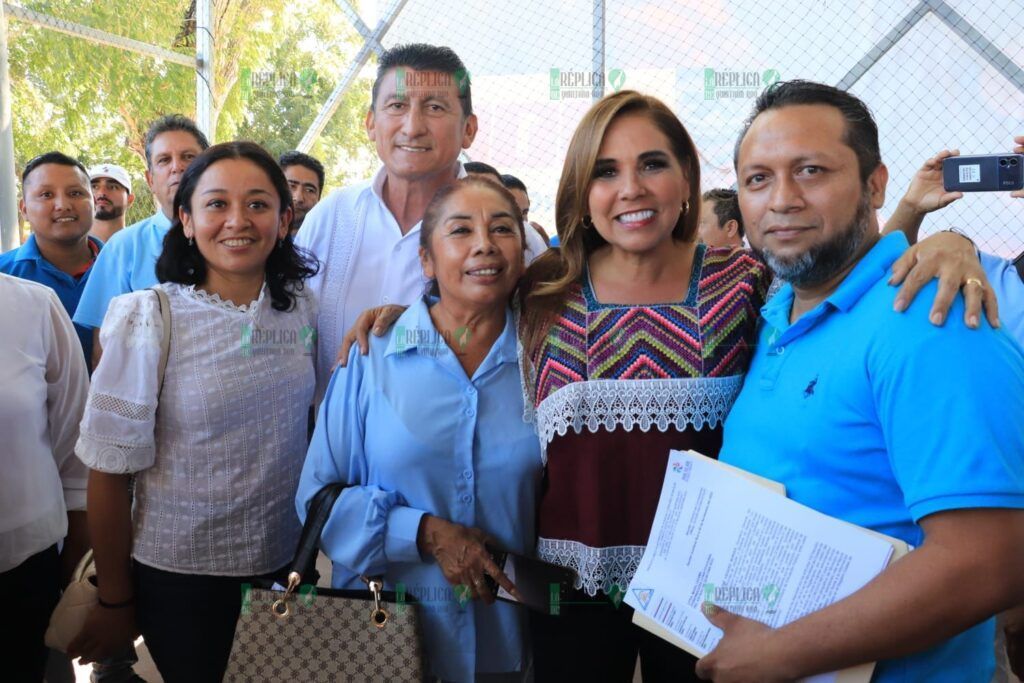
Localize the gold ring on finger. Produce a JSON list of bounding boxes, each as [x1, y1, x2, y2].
[[964, 277, 985, 291]]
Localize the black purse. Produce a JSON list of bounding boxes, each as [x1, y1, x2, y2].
[[223, 484, 427, 681]]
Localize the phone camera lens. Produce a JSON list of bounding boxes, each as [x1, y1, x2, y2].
[[1011, 158, 1020, 167], [999, 158, 1009, 167]]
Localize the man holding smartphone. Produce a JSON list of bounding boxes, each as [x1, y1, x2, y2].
[[885, 136, 1024, 682], [885, 135, 1024, 348]]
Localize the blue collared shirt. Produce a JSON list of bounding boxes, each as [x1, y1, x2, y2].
[[296, 298, 542, 683], [0, 233, 103, 368], [981, 251, 1024, 347], [73, 211, 171, 329], [720, 232, 1024, 682]]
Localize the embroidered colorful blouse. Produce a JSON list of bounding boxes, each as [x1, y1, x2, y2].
[[525, 245, 770, 596]]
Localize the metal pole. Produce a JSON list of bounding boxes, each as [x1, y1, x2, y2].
[[297, 0, 409, 153], [837, 1, 929, 91], [591, 0, 605, 100], [195, 0, 214, 141], [334, 0, 385, 56], [3, 2, 192, 66], [0, 2, 18, 252], [927, 0, 1024, 95]]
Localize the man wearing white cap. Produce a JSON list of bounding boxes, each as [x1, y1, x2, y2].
[[88, 163, 135, 243]]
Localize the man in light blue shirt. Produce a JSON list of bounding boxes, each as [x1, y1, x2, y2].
[[696, 81, 1024, 682], [74, 114, 208, 365], [982, 251, 1024, 344]]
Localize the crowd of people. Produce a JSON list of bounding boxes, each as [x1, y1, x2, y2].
[[1, 40, 1023, 683]]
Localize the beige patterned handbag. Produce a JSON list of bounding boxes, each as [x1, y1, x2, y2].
[[223, 484, 427, 682]]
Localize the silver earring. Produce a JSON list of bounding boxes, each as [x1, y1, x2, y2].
[[277, 238, 284, 248], [187, 236, 194, 246], [682, 201, 690, 215]]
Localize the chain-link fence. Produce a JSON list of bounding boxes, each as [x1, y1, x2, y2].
[[4, 0, 1023, 256], [382, 0, 1024, 257]]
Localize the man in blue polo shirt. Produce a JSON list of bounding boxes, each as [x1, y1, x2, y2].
[[0, 152, 101, 370], [73, 114, 208, 366], [695, 81, 1024, 682]]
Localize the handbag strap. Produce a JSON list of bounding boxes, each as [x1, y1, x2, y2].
[[150, 287, 172, 397], [275, 483, 390, 625], [290, 482, 347, 585]]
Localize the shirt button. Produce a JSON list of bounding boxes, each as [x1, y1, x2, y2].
[[463, 469, 473, 480], [465, 386, 476, 394], [777, 346, 785, 355], [461, 494, 473, 503], [465, 408, 475, 417]]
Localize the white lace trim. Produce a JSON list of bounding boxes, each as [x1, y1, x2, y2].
[[89, 392, 154, 421], [183, 284, 266, 313], [535, 375, 743, 458], [76, 431, 155, 474], [537, 539, 645, 597]]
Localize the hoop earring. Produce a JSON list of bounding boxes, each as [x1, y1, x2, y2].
[[582, 215, 594, 229]]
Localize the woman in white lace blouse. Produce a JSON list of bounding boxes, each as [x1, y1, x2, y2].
[[68, 141, 318, 683]]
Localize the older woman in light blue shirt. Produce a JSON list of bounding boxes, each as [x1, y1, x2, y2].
[[297, 176, 542, 683]]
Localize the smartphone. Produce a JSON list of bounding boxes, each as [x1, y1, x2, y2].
[[942, 154, 1023, 192], [485, 547, 576, 614]]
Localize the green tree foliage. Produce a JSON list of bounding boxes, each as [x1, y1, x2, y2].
[[229, 0, 377, 192], [7, 0, 376, 234]]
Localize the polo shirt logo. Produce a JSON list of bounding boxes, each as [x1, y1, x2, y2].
[[804, 376, 818, 398]]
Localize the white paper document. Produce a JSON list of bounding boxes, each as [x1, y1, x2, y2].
[[627, 450, 906, 683]]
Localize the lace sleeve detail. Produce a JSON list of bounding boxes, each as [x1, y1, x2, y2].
[[75, 430, 155, 474], [77, 290, 163, 473]]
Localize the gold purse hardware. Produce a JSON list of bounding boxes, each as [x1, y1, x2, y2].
[[270, 571, 389, 628]]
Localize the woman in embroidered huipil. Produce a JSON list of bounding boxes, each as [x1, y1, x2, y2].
[[70, 142, 318, 683], [517, 91, 769, 681]]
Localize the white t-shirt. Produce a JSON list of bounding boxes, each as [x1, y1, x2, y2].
[[0, 273, 89, 572], [295, 165, 548, 400]]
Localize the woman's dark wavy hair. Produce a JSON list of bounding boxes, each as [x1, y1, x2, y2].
[[156, 141, 318, 311]]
